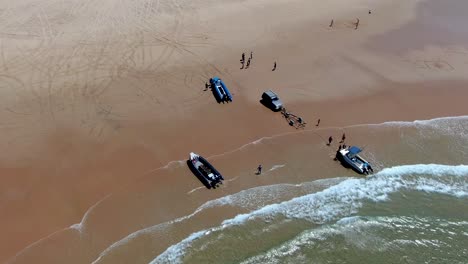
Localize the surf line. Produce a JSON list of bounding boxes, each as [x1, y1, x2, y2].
[[187, 186, 205, 194], [8, 193, 112, 262], [187, 176, 240, 194], [152, 164, 468, 263], [269, 164, 286, 172]]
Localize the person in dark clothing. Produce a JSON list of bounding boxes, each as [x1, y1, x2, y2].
[[340, 133, 346, 143], [257, 164, 262, 175], [242, 52, 245, 61], [329, 19, 334, 27], [250, 51, 253, 60], [246, 58, 251, 68], [272, 61, 277, 71], [328, 136, 333, 146], [316, 119, 321, 127]]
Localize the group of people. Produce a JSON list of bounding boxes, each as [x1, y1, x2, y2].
[[240, 51, 277, 71], [240, 52, 253, 69], [329, 9, 371, 30], [327, 133, 346, 146]]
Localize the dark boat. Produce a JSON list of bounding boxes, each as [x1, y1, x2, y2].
[[336, 146, 374, 174], [188, 152, 224, 189]]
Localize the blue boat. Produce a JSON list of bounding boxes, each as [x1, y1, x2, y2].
[[210, 77, 233, 102]]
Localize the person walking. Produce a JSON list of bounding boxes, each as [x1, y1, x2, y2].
[[242, 52, 245, 61], [272, 61, 277, 71], [246, 58, 251, 68], [257, 164, 262, 175], [329, 19, 334, 27], [340, 133, 346, 143], [327, 136, 333, 146], [316, 118, 321, 127], [250, 51, 253, 60]]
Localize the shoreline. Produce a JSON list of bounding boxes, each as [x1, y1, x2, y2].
[[5, 82, 468, 263], [2, 0, 468, 262]]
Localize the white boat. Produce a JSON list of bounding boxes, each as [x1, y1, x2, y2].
[[336, 146, 374, 174]]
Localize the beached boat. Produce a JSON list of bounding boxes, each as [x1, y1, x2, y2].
[[210, 77, 233, 102], [188, 152, 224, 189], [336, 146, 374, 174]]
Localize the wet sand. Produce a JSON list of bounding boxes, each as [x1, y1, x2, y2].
[[1, 0, 468, 262]]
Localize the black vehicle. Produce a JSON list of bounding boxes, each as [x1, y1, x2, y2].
[[261, 90, 283, 111]]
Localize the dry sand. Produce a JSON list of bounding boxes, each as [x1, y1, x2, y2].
[[1, 0, 468, 262]]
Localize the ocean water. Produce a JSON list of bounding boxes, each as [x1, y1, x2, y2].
[[93, 117, 468, 264]]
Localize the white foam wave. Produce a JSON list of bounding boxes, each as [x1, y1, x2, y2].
[[93, 178, 343, 263], [70, 194, 112, 233], [152, 164, 468, 263], [369, 116, 468, 138], [208, 115, 468, 161], [186, 186, 205, 194], [269, 164, 286, 172], [8, 192, 112, 262], [367, 115, 468, 128], [241, 215, 468, 264]]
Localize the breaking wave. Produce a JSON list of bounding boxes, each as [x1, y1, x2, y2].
[[92, 178, 343, 263], [151, 163, 468, 264], [240, 215, 468, 264]]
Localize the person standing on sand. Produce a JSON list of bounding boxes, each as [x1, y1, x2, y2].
[[246, 58, 251, 68], [316, 119, 321, 127], [328, 136, 333, 146], [340, 133, 346, 143], [329, 19, 334, 27], [257, 164, 262, 175], [242, 52, 245, 62], [250, 51, 253, 60], [355, 18, 360, 30], [272, 61, 277, 71]]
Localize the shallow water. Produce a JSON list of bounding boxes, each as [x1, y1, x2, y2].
[[102, 116, 468, 264], [12, 116, 466, 264]]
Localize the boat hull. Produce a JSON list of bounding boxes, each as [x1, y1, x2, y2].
[[210, 77, 232, 102], [188, 152, 224, 189], [336, 148, 373, 175]]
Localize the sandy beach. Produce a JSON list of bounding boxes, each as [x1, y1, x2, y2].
[[1, 0, 468, 263]]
